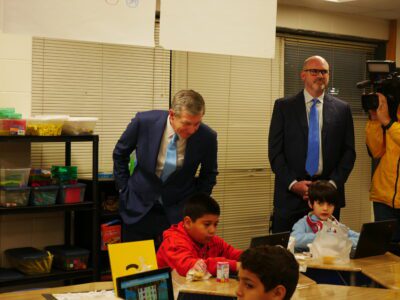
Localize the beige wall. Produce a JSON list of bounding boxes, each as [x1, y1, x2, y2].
[[277, 5, 389, 40], [0, 5, 392, 116], [397, 20, 400, 65], [0, 32, 32, 117]]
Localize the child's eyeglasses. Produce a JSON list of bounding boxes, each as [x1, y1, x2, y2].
[[304, 69, 329, 76]]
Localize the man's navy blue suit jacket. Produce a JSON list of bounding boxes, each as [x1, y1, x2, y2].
[[268, 91, 356, 215], [113, 110, 218, 225]]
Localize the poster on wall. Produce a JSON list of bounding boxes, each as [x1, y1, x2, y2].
[[159, 0, 277, 58], [2, 0, 156, 47]]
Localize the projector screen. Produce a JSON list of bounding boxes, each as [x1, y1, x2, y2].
[[2, 0, 156, 47], [160, 0, 277, 58]]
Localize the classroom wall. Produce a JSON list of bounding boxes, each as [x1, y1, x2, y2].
[[0, 4, 396, 267], [277, 4, 389, 41], [0, 0, 32, 118], [0, 5, 392, 115]]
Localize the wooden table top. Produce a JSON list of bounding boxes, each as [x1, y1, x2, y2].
[[0, 281, 114, 300], [5, 277, 399, 299], [298, 252, 400, 272], [0, 273, 315, 299], [173, 272, 315, 297], [362, 262, 400, 289], [292, 284, 400, 299]]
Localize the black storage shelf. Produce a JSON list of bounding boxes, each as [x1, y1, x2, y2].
[[0, 135, 98, 143], [0, 268, 94, 288], [0, 135, 99, 291], [0, 202, 95, 215]]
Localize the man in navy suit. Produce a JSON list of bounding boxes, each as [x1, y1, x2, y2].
[[268, 56, 356, 233], [113, 90, 218, 248]]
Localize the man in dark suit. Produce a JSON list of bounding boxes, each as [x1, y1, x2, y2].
[[268, 56, 356, 233], [113, 89, 218, 248]]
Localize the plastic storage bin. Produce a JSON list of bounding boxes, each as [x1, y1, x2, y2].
[[0, 168, 30, 187], [26, 115, 68, 136], [0, 108, 26, 136], [5, 247, 53, 275], [0, 186, 30, 207], [30, 185, 58, 206], [45, 245, 89, 271], [0, 268, 24, 282], [58, 183, 86, 204], [0, 119, 26, 136], [62, 117, 98, 135]]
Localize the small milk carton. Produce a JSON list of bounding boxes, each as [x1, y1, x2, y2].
[[216, 261, 229, 282]]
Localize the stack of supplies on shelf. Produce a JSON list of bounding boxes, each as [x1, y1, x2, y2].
[[51, 166, 78, 185], [62, 116, 98, 135], [0, 168, 31, 207], [51, 166, 86, 204], [26, 115, 68, 136], [5, 247, 53, 275], [0, 108, 26, 136], [45, 245, 90, 271], [29, 169, 59, 206]]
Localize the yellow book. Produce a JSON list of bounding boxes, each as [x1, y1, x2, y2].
[[108, 240, 158, 293]]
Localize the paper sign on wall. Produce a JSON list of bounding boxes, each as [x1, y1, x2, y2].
[[160, 0, 277, 58]]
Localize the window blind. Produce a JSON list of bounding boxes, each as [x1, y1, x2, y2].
[[171, 38, 284, 249], [31, 24, 170, 176]]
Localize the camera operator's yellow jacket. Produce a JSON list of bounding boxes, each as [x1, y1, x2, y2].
[[366, 115, 400, 208]]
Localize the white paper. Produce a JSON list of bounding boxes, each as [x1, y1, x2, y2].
[[160, 0, 277, 58], [3, 0, 156, 47], [52, 290, 116, 300]]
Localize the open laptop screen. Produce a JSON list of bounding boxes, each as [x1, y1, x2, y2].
[[351, 219, 397, 259], [116, 268, 174, 300], [250, 231, 290, 248]]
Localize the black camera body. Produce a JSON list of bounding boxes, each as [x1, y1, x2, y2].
[[357, 60, 400, 120]]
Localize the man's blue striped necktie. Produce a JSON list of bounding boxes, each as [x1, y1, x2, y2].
[[161, 133, 179, 182], [306, 99, 320, 176]]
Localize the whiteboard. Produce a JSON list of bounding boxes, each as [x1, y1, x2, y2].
[[159, 0, 277, 58], [2, 0, 156, 47]]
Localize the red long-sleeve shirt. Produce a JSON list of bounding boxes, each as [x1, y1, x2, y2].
[[157, 222, 242, 276]]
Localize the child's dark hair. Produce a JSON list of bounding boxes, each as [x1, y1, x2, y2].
[[183, 193, 220, 221], [308, 180, 338, 206], [240, 245, 299, 300]]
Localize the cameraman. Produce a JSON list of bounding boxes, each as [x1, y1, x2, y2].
[[366, 92, 400, 241]]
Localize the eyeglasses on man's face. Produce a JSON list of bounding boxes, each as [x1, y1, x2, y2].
[[303, 69, 329, 76]]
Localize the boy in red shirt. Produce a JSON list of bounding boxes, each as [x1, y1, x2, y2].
[[157, 193, 242, 277]]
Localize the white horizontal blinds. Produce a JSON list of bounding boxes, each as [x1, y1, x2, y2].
[[31, 23, 170, 175], [343, 116, 372, 231], [284, 37, 375, 231], [284, 38, 375, 115], [171, 38, 284, 249]]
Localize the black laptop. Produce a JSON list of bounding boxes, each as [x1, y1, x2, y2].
[[250, 231, 290, 248], [350, 219, 397, 259], [116, 267, 174, 300]]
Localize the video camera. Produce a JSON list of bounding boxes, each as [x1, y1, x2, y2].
[[356, 60, 400, 120]]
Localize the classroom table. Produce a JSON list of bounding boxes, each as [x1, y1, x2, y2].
[[1, 279, 399, 300], [298, 252, 400, 285], [173, 272, 316, 299], [362, 262, 400, 289], [299, 252, 400, 272], [291, 284, 400, 299], [0, 272, 315, 300]]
